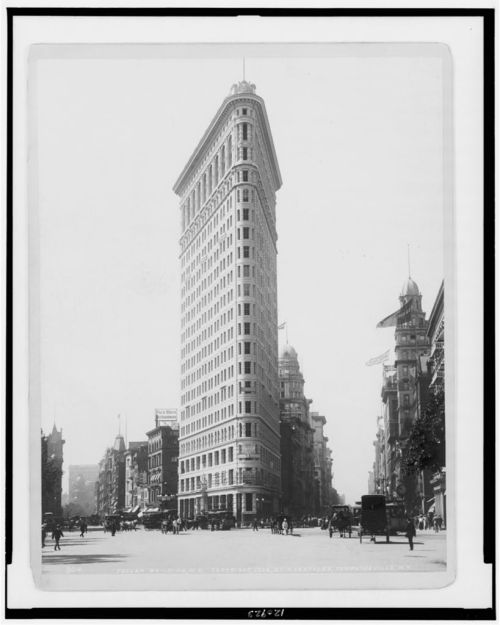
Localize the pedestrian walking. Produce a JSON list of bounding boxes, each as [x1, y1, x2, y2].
[[42, 524, 47, 548], [328, 518, 334, 539], [52, 525, 64, 550], [282, 518, 289, 535], [79, 520, 87, 537], [405, 517, 416, 551], [252, 519, 259, 531]]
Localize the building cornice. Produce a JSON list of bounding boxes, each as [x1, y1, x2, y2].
[[173, 92, 282, 197]]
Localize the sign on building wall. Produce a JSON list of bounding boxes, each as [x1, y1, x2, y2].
[[155, 409, 178, 427]]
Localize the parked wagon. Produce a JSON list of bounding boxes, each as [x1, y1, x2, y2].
[[359, 495, 390, 543]]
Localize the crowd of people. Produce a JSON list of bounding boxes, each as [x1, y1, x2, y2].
[[415, 513, 444, 532]]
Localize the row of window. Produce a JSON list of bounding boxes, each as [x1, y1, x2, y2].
[[180, 446, 234, 472], [182, 377, 235, 410], [181, 198, 233, 270], [180, 424, 235, 453], [182, 135, 233, 229], [182, 310, 235, 354], [182, 312, 276, 383], [181, 125, 255, 234], [182, 340, 275, 403]]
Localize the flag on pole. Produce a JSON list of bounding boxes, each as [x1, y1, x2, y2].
[[278, 322, 286, 330], [376, 299, 413, 328], [365, 349, 391, 366]]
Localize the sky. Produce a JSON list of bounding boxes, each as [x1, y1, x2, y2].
[[34, 46, 444, 504]]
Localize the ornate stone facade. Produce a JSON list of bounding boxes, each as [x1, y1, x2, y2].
[[41, 424, 65, 517], [174, 82, 282, 522], [279, 344, 315, 516], [96, 434, 126, 517], [146, 413, 179, 508]]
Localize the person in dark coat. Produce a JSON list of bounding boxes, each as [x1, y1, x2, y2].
[[52, 525, 64, 550], [42, 524, 47, 547], [405, 517, 416, 551]]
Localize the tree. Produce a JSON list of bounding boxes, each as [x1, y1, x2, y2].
[[401, 388, 445, 477], [63, 502, 85, 519]]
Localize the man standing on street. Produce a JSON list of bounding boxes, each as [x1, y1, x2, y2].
[[52, 525, 64, 551], [405, 517, 416, 551]]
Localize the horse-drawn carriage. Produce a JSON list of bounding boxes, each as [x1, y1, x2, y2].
[[328, 505, 353, 538]]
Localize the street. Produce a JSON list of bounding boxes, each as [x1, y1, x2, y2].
[[42, 526, 446, 577]]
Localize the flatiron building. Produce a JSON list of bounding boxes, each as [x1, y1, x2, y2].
[[173, 81, 282, 523]]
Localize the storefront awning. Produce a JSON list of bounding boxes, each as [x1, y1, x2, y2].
[[131, 505, 140, 514]]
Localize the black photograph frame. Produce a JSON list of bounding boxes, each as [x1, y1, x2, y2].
[[5, 5, 495, 620]]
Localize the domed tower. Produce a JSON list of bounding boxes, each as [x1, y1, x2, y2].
[[278, 343, 315, 516], [394, 276, 430, 440]]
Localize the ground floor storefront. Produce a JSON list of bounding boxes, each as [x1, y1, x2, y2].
[[179, 488, 280, 523]]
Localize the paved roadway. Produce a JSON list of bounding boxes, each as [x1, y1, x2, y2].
[[42, 526, 446, 578]]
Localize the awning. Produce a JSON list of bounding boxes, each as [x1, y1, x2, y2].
[[131, 505, 140, 514], [426, 497, 435, 503]]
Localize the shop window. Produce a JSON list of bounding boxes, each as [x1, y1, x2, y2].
[[245, 493, 253, 511]]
